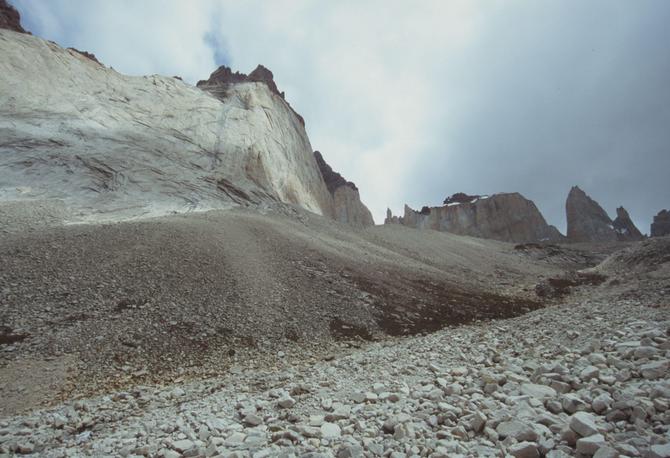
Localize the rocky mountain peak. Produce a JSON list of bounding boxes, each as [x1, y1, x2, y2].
[[443, 192, 481, 205], [612, 206, 644, 241], [313, 151, 373, 227], [387, 192, 564, 243], [197, 63, 304, 126], [197, 65, 248, 86], [313, 151, 358, 194], [615, 206, 630, 220], [651, 209, 670, 237], [67, 47, 102, 65], [566, 186, 617, 242], [0, 0, 27, 33], [1, 0, 101, 64], [197, 64, 284, 98], [248, 64, 282, 97]]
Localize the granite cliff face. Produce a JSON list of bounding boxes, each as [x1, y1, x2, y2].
[[651, 209, 670, 237], [612, 206, 644, 241], [313, 151, 374, 227], [0, 26, 371, 226], [385, 192, 563, 243], [197, 64, 304, 126], [565, 186, 618, 242]]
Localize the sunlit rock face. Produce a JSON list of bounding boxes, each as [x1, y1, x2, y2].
[[386, 192, 564, 243], [565, 186, 618, 242], [612, 206, 644, 241], [0, 29, 377, 224], [196, 64, 304, 126]]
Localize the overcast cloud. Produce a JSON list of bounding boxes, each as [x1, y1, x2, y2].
[[13, 0, 670, 232]]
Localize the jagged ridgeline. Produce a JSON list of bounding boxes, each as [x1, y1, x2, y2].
[[386, 192, 564, 243], [386, 187, 648, 243]]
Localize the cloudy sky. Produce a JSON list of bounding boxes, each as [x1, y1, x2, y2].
[[13, 0, 670, 232]]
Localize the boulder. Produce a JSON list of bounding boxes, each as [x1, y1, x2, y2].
[[651, 209, 670, 237], [640, 360, 669, 379], [576, 434, 606, 456], [509, 441, 540, 458], [649, 443, 670, 458], [612, 207, 644, 241], [496, 420, 539, 441], [320, 422, 341, 438], [569, 412, 599, 437], [593, 446, 620, 458], [520, 383, 557, 399], [566, 186, 617, 242]]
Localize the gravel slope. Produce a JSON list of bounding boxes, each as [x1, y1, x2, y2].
[[0, 291, 667, 457], [1, 209, 667, 458], [0, 206, 602, 410]]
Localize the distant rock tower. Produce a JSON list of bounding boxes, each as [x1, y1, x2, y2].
[[565, 186, 617, 242], [385, 192, 564, 243], [612, 207, 644, 241], [313, 151, 374, 227], [651, 209, 670, 237]]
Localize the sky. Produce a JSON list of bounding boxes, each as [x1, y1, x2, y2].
[[13, 0, 670, 233]]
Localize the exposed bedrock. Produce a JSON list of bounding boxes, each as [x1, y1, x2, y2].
[[386, 192, 564, 243]]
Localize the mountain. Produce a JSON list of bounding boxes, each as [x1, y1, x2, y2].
[[0, 27, 372, 227], [385, 192, 564, 243], [2, 5, 669, 457], [651, 209, 670, 237], [564, 186, 645, 242], [611, 206, 644, 241], [565, 186, 618, 242], [313, 151, 374, 227]]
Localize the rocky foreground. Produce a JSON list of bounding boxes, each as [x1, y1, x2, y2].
[[1, 294, 668, 457]]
